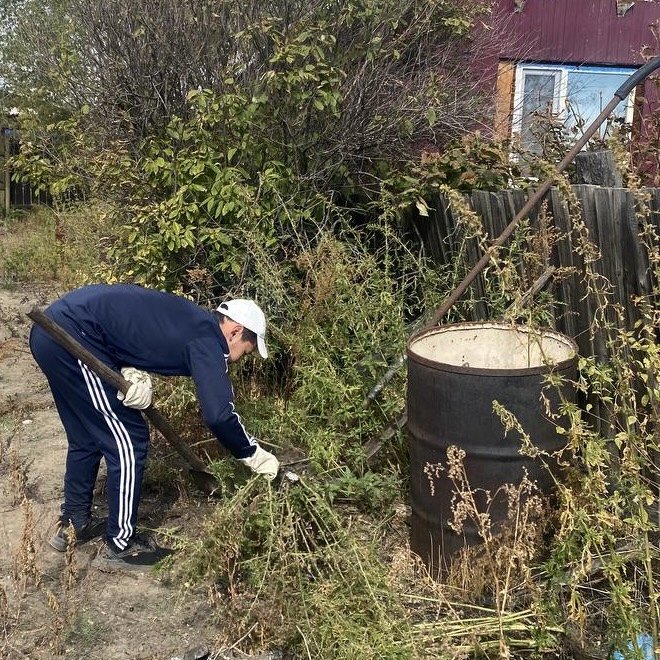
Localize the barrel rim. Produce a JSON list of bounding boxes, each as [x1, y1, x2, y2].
[[406, 321, 579, 376]]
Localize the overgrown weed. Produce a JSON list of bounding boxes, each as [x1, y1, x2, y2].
[[0, 409, 83, 656], [0, 419, 33, 505], [0, 203, 114, 287], [166, 475, 417, 658], [12, 498, 40, 589], [153, 157, 586, 658], [46, 533, 82, 655], [155, 217, 448, 479]]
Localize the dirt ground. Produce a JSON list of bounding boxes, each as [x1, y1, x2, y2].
[[0, 286, 242, 660]]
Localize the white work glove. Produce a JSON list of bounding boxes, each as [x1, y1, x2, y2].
[[239, 444, 279, 481], [117, 367, 153, 410]]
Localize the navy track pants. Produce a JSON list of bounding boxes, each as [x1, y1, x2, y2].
[[29, 322, 149, 551]]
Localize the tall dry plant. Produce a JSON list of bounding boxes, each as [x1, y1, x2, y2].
[[522, 154, 660, 654], [12, 498, 40, 587]]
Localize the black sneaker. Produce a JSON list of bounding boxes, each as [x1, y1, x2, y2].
[[48, 513, 107, 552], [92, 534, 173, 572]]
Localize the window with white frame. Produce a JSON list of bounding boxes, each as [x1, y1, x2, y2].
[[511, 63, 637, 152]]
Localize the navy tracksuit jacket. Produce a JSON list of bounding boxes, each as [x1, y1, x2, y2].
[[29, 284, 257, 550]]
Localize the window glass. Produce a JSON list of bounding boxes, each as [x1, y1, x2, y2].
[[565, 70, 631, 129], [512, 63, 637, 152], [521, 72, 558, 153]]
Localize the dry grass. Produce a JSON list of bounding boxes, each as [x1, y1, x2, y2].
[[0, 420, 32, 506], [0, 204, 114, 288]]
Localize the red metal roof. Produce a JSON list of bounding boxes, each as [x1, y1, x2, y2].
[[495, 0, 659, 66]]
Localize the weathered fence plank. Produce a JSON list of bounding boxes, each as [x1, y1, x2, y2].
[[547, 188, 581, 346], [404, 185, 660, 362], [574, 150, 623, 187]]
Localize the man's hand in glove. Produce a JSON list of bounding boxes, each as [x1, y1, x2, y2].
[[239, 445, 279, 481], [117, 367, 153, 409]]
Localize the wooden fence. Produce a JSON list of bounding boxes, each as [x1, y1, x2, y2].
[[404, 185, 660, 363], [1, 127, 49, 212]]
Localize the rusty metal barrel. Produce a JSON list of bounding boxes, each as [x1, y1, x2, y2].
[[407, 322, 577, 576]]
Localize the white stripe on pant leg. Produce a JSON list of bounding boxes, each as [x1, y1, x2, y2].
[[82, 364, 137, 546], [79, 363, 134, 549], [80, 364, 135, 547], [78, 363, 129, 545], [79, 362, 136, 549]]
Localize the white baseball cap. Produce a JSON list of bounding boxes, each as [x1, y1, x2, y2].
[[217, 299, 268, 358]]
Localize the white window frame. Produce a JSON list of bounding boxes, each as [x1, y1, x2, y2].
[[512, 65, 564, 132], [511, 62, 636, 143]]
